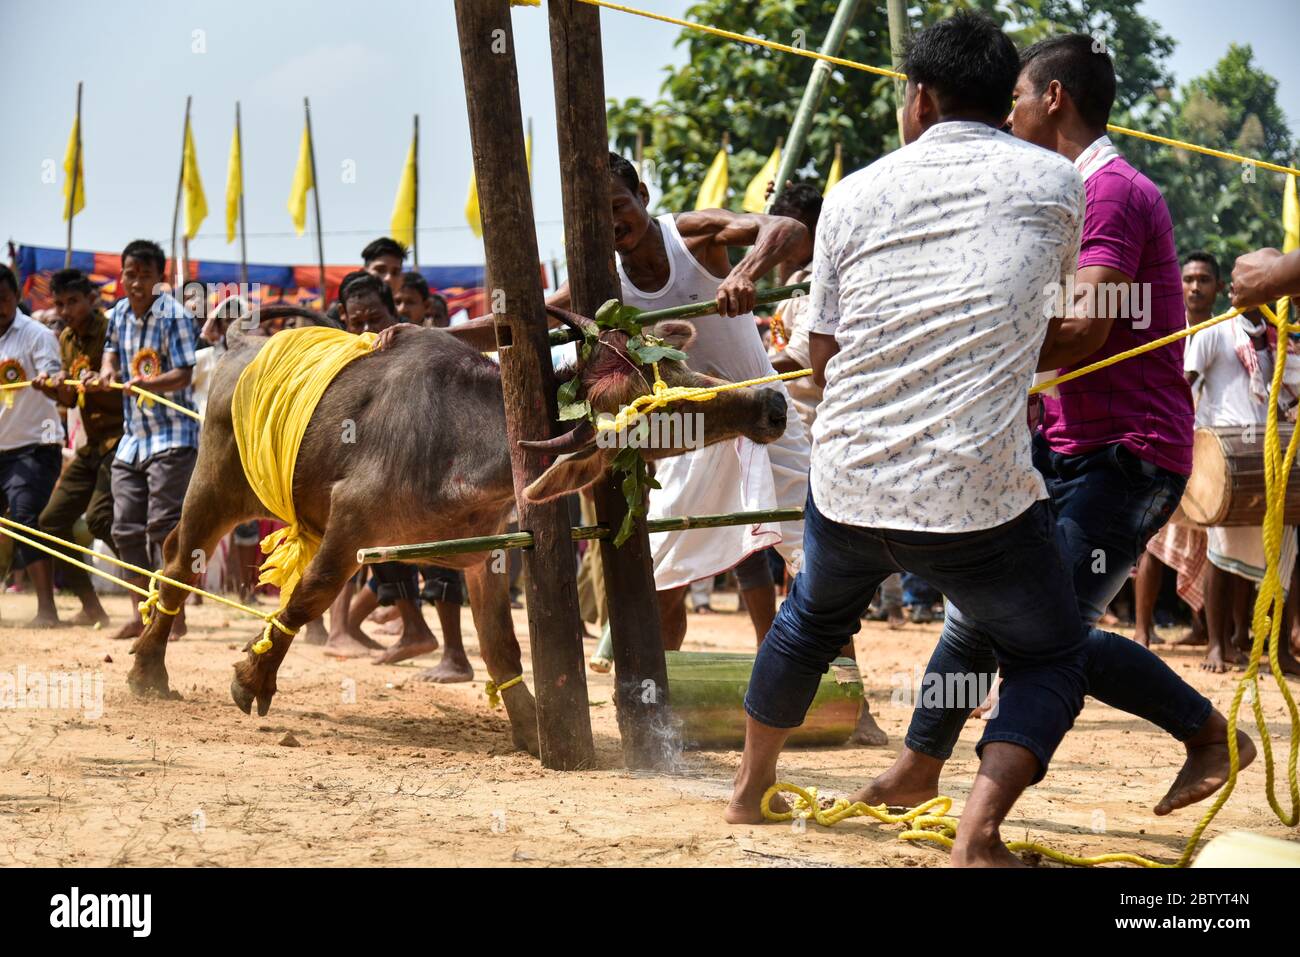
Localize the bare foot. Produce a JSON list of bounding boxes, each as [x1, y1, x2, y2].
[[414, 653, 475, 683], [887, 608, 906, 630], [847, 706, 889, 747], [23, 611, 65, 629], [1201, 642, 1234, 673], [1276, 642, 1300, 678], [109, 618, 143, 641], [69, 608, 111, 628], [849, 772, 939, 810], [372, 635, 439, 665], [1155, 716, 1256, 815], [302, 618, 328, 646], [1171, 627, 1207, 647], [950, 837, 1027, 867], [723, 771, 787, 825], [323, 631, 382, 658], [378, 619, 403, 636], [370, 605, 401, 625]]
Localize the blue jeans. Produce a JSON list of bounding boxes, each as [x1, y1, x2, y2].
[[902, 573, 940, 608], [906, 438, 1212, 761], [747, 492, 1088, 780], [0, 443, 63, 568]]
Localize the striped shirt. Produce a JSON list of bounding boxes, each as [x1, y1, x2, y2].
[[104, 293, 200, 464]]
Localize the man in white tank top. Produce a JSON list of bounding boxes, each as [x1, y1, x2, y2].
[[548, 154, 813, 651]]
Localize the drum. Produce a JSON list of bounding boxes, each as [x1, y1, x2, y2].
[[1181, 425, 1300, 526]]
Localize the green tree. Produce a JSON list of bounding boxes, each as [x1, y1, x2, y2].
[[607, 0, 1177, 211], [607, 3, 1296, 282]]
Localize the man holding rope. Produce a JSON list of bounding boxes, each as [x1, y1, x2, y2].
[[0, 263, 65, 627], [859, 33, 1252, 823], [86, 239, 201, 641], [29, 268, 122, 628]]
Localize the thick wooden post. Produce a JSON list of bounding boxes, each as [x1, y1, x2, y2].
[[548, 0, 673, 769], [454, 0, 594, 770]]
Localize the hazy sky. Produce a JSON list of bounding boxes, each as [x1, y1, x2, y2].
[[2, 0, 1296, 274]]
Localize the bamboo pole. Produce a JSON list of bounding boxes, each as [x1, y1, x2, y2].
[[170, 95, 192, 291], [886, 0, 911, 143], [766, 0, 863, 211], [545, 280, 810, 347], [304, 97, 326, 307], [64, 82, 82, 269], [412, 113, 420, 269], [237, 101, 248, 288], [357, 507, 805, 563]]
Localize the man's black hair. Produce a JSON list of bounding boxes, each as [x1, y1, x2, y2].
[[50, 268, 95, 298], [1020, 33, 1117, 130], [121, 239, 167, 274], [400, 271, 431, 300], [771, 182, 823, 226], [1184, 250, 1221, 281], [339, 270, 396, 314], [360, 237, 408, 266], [0, 264, 17, 296], [901, 12, 1020, 121], [608, 152, 641, 196]]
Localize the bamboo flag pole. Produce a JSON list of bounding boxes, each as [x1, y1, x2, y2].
[[304, 97, 326, 306], [169, 96, 192, 291], [766, 0, 863, 211], [64, 81, 83, 269], [886, 0, 911, 142], [237, 101, 248, 287], [412, 113, 420, 269]]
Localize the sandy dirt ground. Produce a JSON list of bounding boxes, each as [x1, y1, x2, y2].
[[1, 588, 1296, 868]]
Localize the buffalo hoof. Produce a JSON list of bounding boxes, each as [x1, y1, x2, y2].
[[231, 654, 278, 717], [127, 660, 181, 701], [230, 674, 255, 715], [502, 684, 540, 757]]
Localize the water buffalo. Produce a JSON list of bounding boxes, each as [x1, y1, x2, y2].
[[125, 304, 788, 755]]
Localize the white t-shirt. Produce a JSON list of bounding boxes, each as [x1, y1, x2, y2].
[[0, 312, 64, 451], [809, 121, 1085, 532], [1183, 319, 1277, 428]]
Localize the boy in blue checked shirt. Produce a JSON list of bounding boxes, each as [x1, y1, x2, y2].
[[87, 240, 200, 642]]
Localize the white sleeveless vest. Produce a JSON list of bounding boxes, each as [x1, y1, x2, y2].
[[616, 214, 809, 589]]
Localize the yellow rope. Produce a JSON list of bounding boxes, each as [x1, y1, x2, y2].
[[761, 783, 1171, 867], [485, 674, 524, 708], [138, 574, 181, 626], [1029, 308, 1240, 395], [596, 366, 813, 432], [579, 0, 1300, 178], [0, 515, 289, 639], [0, 379, 203, 422]]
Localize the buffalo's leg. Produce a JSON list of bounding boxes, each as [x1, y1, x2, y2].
[[127, 483, 236, 700], [461, 557, 539, 756], [231, 528, 359, 716]]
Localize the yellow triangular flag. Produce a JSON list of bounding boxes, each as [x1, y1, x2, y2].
[[695, 146, 729, 211], [391, 135, 417, 249], [465, 129, 531, 239], [824, 143, 843, 197], [743, 142, 781, 213], [62, 116, 85, 220], [287, 123, 314, 237], [182, 119, 208, 241], [225, 120, 241, 244]]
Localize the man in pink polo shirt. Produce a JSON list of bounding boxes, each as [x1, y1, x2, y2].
[[860, 34, 1251, 821]]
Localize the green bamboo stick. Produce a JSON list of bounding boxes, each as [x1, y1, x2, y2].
[[547, 282, 810, 347], [356, 506, 804, 563]]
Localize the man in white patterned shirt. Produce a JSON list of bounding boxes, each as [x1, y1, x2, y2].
[[726, 13, 1099, 866]]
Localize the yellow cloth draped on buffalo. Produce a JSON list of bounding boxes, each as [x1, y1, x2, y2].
[[231, 327, 379, 619]]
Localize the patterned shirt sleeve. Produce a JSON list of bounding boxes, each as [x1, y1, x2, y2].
[[166, 305, 199, 370], [808, 199, 843, 337], [103, 303, 121, 355]]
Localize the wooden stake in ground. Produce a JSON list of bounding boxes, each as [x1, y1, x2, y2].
[[548, 0, 673, 769], [453, 0, 594, 771]]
